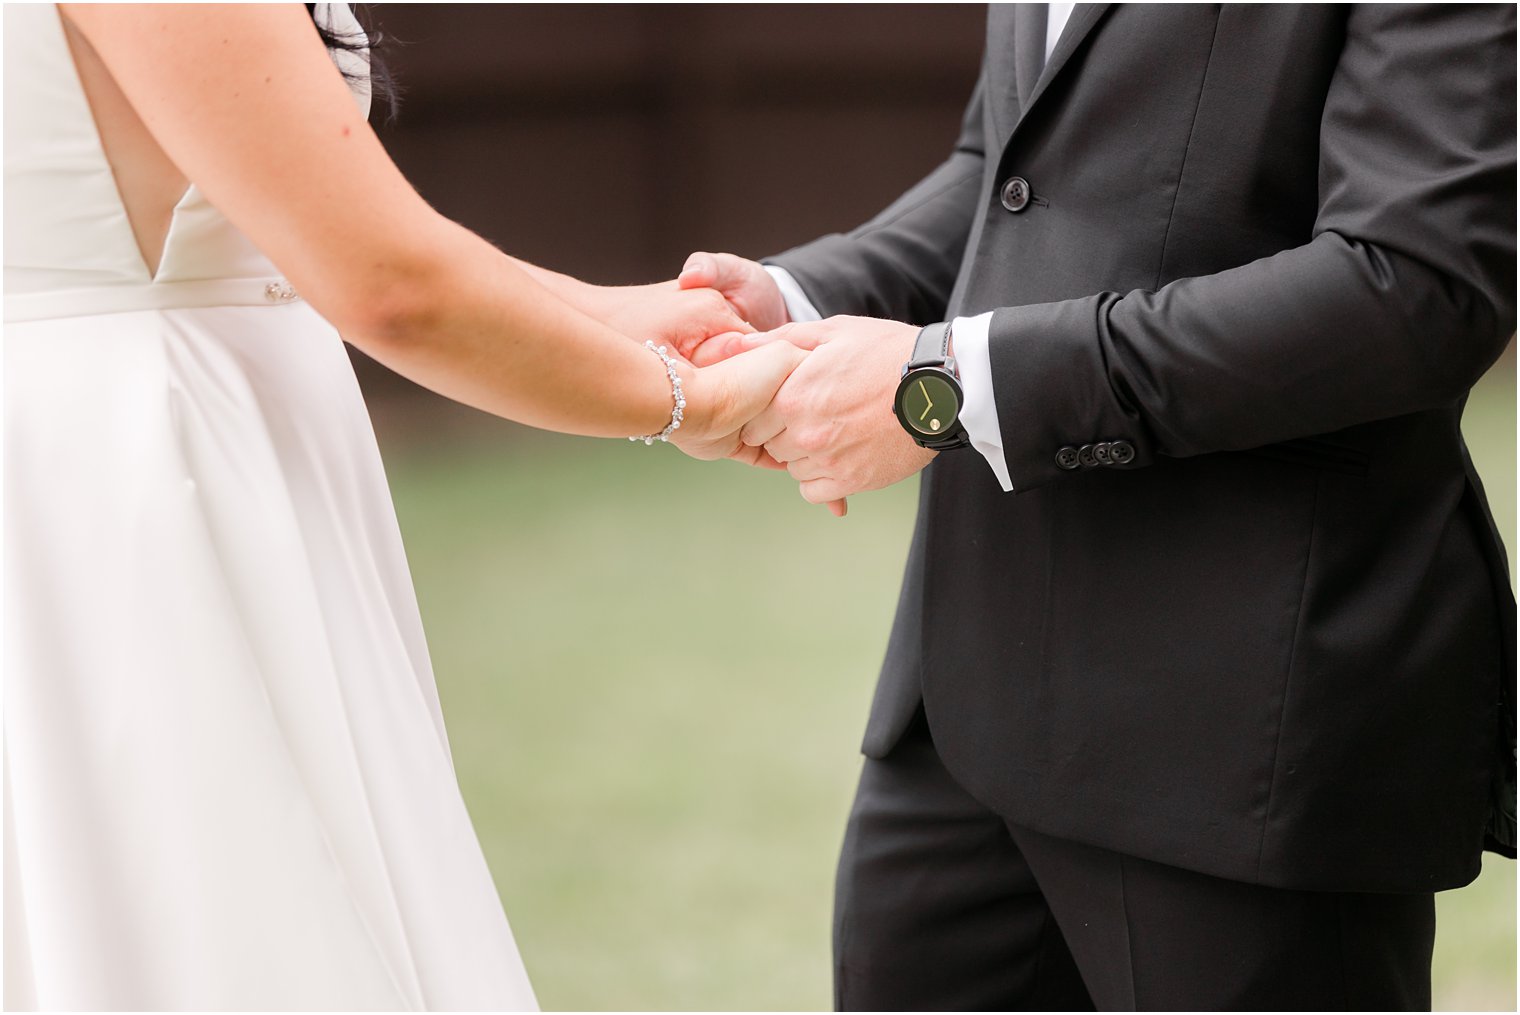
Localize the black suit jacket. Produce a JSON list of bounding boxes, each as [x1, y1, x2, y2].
[[771, 3, 1517, 893]]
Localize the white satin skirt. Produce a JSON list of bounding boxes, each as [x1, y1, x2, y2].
[[4, 295, 537, 1011]]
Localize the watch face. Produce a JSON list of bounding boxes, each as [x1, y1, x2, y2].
[[899, 372, 961, 438]]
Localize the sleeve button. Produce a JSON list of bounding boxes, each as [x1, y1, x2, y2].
[[1055, 446, 1081, 470], [1109, 440, 1136, 464], [1077, 444, 1098, 468]]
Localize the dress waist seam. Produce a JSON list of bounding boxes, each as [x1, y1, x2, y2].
[[4, 277, 303, 323]]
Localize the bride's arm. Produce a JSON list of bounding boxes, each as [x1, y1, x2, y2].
[[58, 3, 786, 451], [504, 258, 759, 358]]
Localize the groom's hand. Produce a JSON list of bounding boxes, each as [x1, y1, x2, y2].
[[738, 317, 936, 507], [677, 252, 790, 363]]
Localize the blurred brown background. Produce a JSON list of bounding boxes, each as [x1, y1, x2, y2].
[[377, 4, 983, 274]]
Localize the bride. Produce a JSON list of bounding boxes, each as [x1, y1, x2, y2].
[[4, 4, 801, 1010]]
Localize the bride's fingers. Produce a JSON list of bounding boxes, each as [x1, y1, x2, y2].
[[661, 306, 753, 365], [741, 411, 786, 449], [735, 323, 827, 354], [688, 331, 750, 367], [732, 339, 806, 403], [702, 340, 803, 436], [729, 444, 788, 470], [800, 477, 849, 508], [753, 448, 790, 471], [764, 428, 804, 464], [785, 456, 827, 482], [727, 443, 778, 469]]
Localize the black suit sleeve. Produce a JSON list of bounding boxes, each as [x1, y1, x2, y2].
[[990, 4, 1517, 491], [765, 64, 987, 325]]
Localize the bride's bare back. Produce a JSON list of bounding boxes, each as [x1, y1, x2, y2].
[[60, 14, 186, 276]]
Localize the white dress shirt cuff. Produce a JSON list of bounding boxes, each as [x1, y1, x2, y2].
[[762, 265, 824, 323], [953, 312, 1014, 492]]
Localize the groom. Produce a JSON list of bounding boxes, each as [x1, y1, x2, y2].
[[678, 4, 1516, 1010]]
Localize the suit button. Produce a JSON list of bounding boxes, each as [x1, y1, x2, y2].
[[1055, 446, 1081, 470], [1109, 440, 1136, 464], [1077, 444, 1097, 468], [1093, 442, 1113, 465], [999, 176, 1031, 212]]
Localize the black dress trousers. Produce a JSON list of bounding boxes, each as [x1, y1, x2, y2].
[[833, 710, 1438, 1012]]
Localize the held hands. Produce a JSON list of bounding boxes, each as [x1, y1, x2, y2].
[[671, 341, 806, 468], [734, 317, 936, 509], [562, 267, 802, 473], [586, 277, 810, 468], [666, 251, 937, 516]]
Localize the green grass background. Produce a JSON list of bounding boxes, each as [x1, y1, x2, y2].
[[376, 355, 1516, 1012]]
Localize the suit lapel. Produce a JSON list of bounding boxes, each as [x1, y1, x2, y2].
[[1019, 3, 1112, 124], [1012, 4, 1048, 107]]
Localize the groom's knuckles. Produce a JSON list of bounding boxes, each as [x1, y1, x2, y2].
[[802, 413, 845, 455], [785, 456, 820, 482], [792, 424, 823, 456]]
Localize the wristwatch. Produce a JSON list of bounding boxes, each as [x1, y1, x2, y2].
[[894, 321, 970, 449]]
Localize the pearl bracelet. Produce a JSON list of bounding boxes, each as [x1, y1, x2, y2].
[[628, 341, 686, 445]]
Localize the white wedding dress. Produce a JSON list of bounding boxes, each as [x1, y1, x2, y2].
[[3, 5, 538, 1010]]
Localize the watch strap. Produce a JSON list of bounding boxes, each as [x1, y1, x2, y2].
[[909, 321, 954, 371]]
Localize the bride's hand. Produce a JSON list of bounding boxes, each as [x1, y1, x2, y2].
[[597, 281, 755, 359], [674, 341, 803, 463]]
